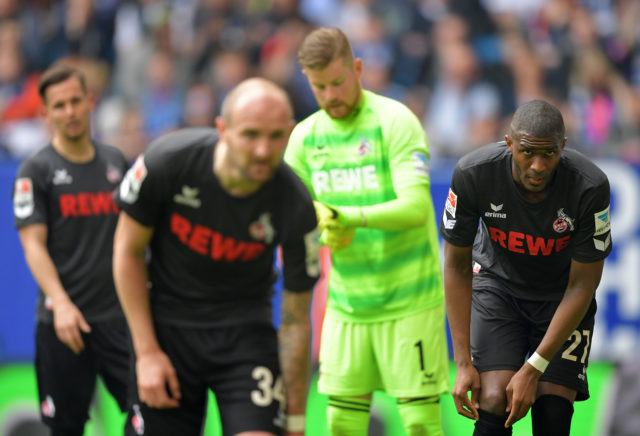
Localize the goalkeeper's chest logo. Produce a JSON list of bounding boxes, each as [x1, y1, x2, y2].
[[357, 136, 372, 156]]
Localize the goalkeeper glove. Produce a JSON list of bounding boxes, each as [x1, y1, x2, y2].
[[319, 227, 355, 251], [313, 201, 365, 230]]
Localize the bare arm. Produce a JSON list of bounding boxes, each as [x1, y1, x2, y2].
[[19, 223, 90, 353], [505, 259, 604, 427], [113, 211, 180, 408], [278, 289, 313, 434], [443, 240, 480, 420]]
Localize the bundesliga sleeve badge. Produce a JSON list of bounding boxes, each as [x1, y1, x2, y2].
[[120, 155, 147, 204], [13, 177, 35, 219], [593, 205, 611, 251], [442, 188, 458, 229]]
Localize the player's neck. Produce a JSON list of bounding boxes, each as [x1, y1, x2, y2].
[[213, 143, 260, 197], [52, 136, 95, 163], [519, 187, 549, 202]]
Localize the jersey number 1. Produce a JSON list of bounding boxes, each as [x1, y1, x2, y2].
[[414, 341, 425, 371]]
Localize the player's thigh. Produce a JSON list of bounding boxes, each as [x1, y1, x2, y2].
[[92, 317, 132, 411], [125, 323, 208, 436], [374, 305, 449, 398], [470, 288, 529, 373], [35, 321, 97, 428], [318, 316, 378, 396], [533, 299, 597, 401], [207, 324, 284, 435]]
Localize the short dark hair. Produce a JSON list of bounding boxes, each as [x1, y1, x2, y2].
[[38, 64, 88, 102], [297, 27, 354, 70], [510, 99, 566, 143]]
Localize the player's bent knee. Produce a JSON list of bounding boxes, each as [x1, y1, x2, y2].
[[327, 396, 371, 435], [397, 396, 443, 436], [531, 394, 574, 436], [479, 387, 509, 415]]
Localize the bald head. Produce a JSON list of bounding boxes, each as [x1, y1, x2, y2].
[[221, 77, 293, 126], [214, 77, 294, 195]]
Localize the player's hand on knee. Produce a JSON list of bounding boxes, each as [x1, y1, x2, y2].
[[452, 363, 480, 420], [53, 299, 91, 354], [136, 350, 181, 409], [504, 365, 540, 427]]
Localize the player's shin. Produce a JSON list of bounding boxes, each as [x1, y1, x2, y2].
[[531, 394, 574, 436], [398, 396, 444, 436], [473, 409, 512, 436]]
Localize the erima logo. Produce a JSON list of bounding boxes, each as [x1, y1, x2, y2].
[[52, 169, 72, 185], [174, 185, 201, 208], [484, 203, 506, 218]]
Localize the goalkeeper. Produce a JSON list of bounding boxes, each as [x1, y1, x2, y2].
[[284, 27, 449, 435]]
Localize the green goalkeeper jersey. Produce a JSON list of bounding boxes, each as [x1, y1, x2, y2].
[[285, 90, 444, 322]]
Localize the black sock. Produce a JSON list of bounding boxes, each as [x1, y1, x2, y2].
[[473, 409, 513, 436], [51, 427, 84, 436], [531, 394, 574, 436]]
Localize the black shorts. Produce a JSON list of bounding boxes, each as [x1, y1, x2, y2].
[[470, 288, 596, 401], [125, 323, 284, 436], [35, 318, 131, 430]]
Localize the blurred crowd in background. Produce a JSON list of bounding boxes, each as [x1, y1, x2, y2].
[[1, 0, 639, 165]]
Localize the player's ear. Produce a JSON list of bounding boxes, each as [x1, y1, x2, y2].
[[505, 135, 513, 151], [354, 58, 363, 78], [214, 116, 226, 134], [87, 92, 96, 111]]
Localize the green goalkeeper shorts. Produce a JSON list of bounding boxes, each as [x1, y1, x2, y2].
[[318, 303, 450, 398]]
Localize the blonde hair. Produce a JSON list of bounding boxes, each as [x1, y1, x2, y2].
[[297, 27, 354, 70]]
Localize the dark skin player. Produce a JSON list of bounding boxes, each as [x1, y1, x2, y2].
[[445, 127, 605, 428]]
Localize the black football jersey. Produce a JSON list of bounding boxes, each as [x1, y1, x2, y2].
[[13, 143, 129, 322], [440, 142, 612, 301], [114, 127, 319, 327]]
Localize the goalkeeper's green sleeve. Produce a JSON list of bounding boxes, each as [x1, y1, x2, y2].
[[339, 184, 431, 230]]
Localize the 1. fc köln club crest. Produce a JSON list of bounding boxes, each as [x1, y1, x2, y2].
[[553, 208, 575, 233]]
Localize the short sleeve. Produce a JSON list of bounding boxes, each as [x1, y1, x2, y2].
[[439, 163, 481, 247], [571, 180, 612, 262], [114, 150, 166, 227], [279, 170, 320, 292], [13, 158, 49, 228]]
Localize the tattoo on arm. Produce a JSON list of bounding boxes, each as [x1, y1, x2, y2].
[[278, 290, 312, 415]]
